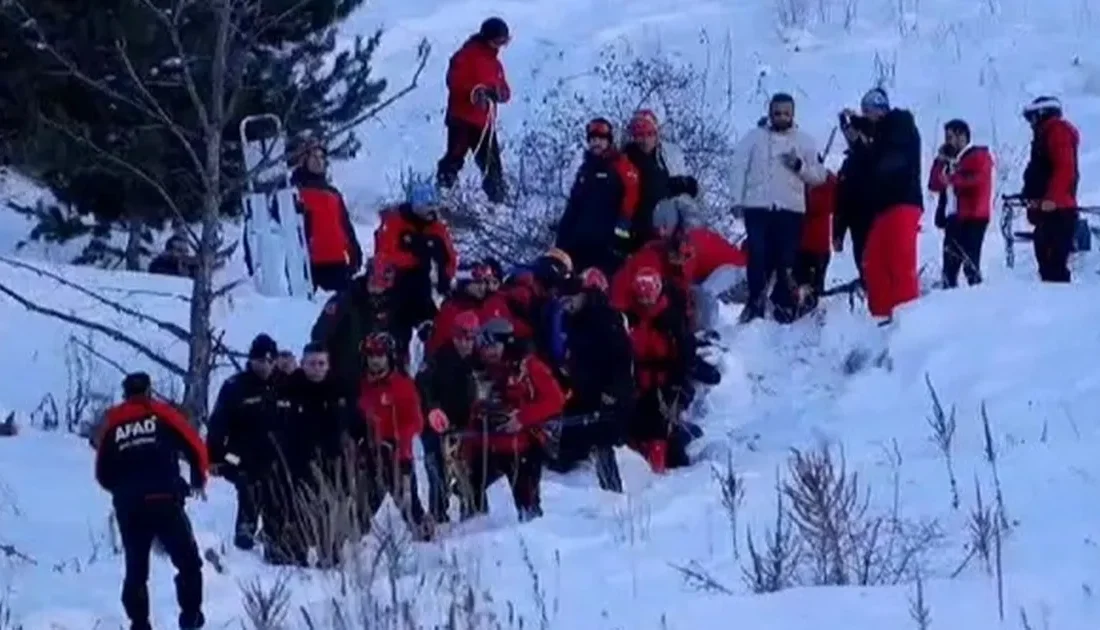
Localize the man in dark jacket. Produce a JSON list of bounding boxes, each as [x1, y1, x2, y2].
[[1020, 96, 1080, 283], [95, 372, 207, 630], [415, 310, 481, 523], [206, 334, 292, 553], [280, 342, 363, 566], [622, 110, 699, 248], [846, 88, 923, 322], [293, 139, 363, 292], [831, 125, 878, 282], [555, 118, 641, 276], [148, 235, 197, 279], [549, 273, 634, 492], [311, 261, 416, 385]]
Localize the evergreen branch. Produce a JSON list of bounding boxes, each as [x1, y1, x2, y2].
[[0, 279, 186, 377], [133, 0, 211, 131], [37, 115, 201, 248]]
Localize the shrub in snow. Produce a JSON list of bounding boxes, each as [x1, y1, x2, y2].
[[449, 43, 741, 265], [28, 336, 112, 437]]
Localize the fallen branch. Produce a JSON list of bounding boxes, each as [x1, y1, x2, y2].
[[0, 542, 37, 565], [0, 279, 186, 377]]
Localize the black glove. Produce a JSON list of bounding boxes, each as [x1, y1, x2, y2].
[[669, 176, 699, 198], [780, 150, 802, 173], [417, 321, 434, 342]]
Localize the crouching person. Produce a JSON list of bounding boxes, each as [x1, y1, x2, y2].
[[357, 333, 432, 541], [464, 318, 565, 522], [95, 373, 207, 630], [623, 269, 697, 472]]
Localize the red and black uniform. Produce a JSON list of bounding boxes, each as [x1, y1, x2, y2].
[[95, 391, 207, 630], [797, 172, 837, 296], [861, 108, 924, 319], [555, 120, 641, 276], [292, 167, 363, 292], [624, 291, 695, 473], [1022, 105, 1080, 282], [929, 145, 994, 287], [465, 354, 565, 520], [425, 265, 502, 357], [357, 368, 427, 533], [373, 205, 459, 326], [436, 19, 512, 203]]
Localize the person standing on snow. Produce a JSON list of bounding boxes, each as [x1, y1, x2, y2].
[[849, 87, 923, 324], [292, 139, 363, 292], [95, 372, 208, 630], [356, 332, 431, 540], [831, 116, 878, 283], [415, 310, 482, 524], [929, 119, 994, 288], [373, 182, 459, 330], [436, 17, 512, 204], [730, 92, 827, 324], [1020, 96, 1080, 283], [311, 260, 417, 384], [621, 109, 699, 248], [463, 318, 564, 522], [555, 117, 641, 276], [206, 334, 291, 552]]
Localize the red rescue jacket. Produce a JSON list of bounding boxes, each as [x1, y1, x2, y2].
[[928, 146, 994, 221], [357, 371, 424, 462], [426, 286, 502, 355], [293, 169, 362, 266], [373, 206, 458, 279], [472, 356, 565, 454], [801, 173, 838, 253], [446, 36, 511, 129], [626, 296, 681, 391]]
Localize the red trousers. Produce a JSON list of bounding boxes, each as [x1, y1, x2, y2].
[[862, 205, 921, 318]]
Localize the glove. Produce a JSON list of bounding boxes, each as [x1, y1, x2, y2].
[[416, 320, 433, 342], [780, 150, 802, 173], [428, 409, 449, 433], [613, 219, 632, 252]]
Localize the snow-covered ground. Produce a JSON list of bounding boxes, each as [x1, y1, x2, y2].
[[3, 0, 1100, 627]]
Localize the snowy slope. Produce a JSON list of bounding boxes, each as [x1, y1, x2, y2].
[[3, 279, 1100, 629]]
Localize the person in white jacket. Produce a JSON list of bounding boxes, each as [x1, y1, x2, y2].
[[622, 110, 700, 249], [730, 92, 827, 323]]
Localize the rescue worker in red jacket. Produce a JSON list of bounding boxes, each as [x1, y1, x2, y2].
[[623, 268, 696, 473], [1020, 96, 1080, 283], [95, 372, 208, 630], [796, 165, 838, 302], [356, 332, 430, 540], [292, 139, 363, 291], [425, 258, 503, 357], [464, 318, 565, 522], [436, 17, 512, 204], [373, 182, 459, 328], [554, 117, 641, 276], [929, 119, 994, 287]]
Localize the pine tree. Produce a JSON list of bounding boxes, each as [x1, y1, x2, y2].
[[1, 0, 389, 269]]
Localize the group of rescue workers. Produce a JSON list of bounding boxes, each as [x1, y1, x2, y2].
[[91, 16, 1083, 630]]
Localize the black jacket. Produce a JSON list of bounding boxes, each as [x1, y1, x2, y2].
[[563, 291, 634, 413], [833, 141, 878, 241], [148, 254, 196, 278], [282, 370, 362, 479], [623, 144, 697, 246], [416, 344, 478, 432], [95, 397, 207, 503], [556, 150, 634, 273], [311, 279, 415, 386], [867, 108, 924, 216], [206, 370, 293, 472]]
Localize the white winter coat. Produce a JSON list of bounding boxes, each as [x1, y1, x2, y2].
[[730, 125, 826, 213]]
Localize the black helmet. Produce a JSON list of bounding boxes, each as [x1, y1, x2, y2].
[[479, 17, 509, 41]]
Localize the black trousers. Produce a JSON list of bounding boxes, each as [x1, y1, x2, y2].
[[222, 467, 259, 547], [311, 263, 354, 292], [1033, 210, 1078, 283], [358, 452, 427, 537], [743, 208, 804, 319], [942, 218, 988, 287], [116, 497, 203, 630], [465, 447, 544, 520], [793, 250, 830, 295], [420, 426, 449, 523], [436, 119, 505, 203]]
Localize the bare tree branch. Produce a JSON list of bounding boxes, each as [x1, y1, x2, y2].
[[0, 279, 185, 377]]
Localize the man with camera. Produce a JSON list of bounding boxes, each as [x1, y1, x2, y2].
[[929, 119, 994, 287], [839, 88, 923, 324], [832, 110, 877, 280], [731, 92, 827, 323]]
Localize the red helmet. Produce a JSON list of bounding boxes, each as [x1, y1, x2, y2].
[[361, 332, 395, 357], [580, 267, 609, 293], [632, 267, 663, 303]]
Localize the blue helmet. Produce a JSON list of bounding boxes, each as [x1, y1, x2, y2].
[[407, 181, 439, 209]]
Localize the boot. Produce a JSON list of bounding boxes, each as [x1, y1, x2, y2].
[[179, 610, 205, 630], [232, 532, 254, 551], [644, 440, 667, 474]]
